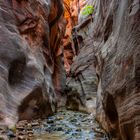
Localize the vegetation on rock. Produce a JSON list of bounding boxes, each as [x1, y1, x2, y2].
[[81, 5, 94, 16]]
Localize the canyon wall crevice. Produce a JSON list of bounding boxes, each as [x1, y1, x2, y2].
[[0, 0, 139, 139]]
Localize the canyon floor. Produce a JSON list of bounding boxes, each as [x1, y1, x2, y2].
[[0, 109, 109, 140]]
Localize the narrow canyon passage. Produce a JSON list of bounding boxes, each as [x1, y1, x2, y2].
[[0, 0, 140, 140]]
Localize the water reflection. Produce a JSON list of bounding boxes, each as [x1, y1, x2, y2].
[[33, 110, 108, 140]]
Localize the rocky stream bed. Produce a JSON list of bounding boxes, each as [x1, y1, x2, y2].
[[0, 109, 109, 140]]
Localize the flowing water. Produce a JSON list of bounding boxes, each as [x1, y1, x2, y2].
[[0, 109, 109, 140]]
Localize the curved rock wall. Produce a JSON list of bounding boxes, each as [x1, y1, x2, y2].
[[66, 36, 98, 113], [64, 0, 97, 113], [63, 0, 86, 74], [66, 0, 140, 139], [93, 0, 140, 139], [0, 0, 65, 126]]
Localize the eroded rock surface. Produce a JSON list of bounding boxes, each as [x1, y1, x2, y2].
[[64, 0, 97, 113], [93, 1, 140, 139], [63, 0, 87, 74], [68, 0, 140, 139], [0, 0, 65, 126], [66, 36, 98, 113]]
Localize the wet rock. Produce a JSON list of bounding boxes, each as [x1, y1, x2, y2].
[[0, 128, 6, 134], [27, 131, 33, 135], [55, 127, 63, 131], [0, 135, 9, 140], [31, 122, 39, 127], [56, 116, 64, 120], [0, 110, 107, 139], [17, 135, 27, 140], [75, 128, 81, 132], [17, 131, 26, 136], [47, 119, 54, 124], [72, 132, 79, 136], [70, 118, 77, 123], [16, 126, 25, 131], [7, 130, 16, 138]]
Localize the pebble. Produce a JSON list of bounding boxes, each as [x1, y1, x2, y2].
[[0, 110, 107, 140], [18, 135, 28, 140], [47, 119, 54, 124], [56, 116, 64, 120], [16, 126, 25, 131], [17, 131, 26, 136], [75, 128, 81, 132], [0, 135, 9, 140], [55, 127, 63, 131], [70, 118, 77, 123], [27, 131, 33, 134], [7, 130, 16, 138], [31, 122, 39, 127]]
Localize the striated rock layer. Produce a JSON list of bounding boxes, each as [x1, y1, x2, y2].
[[0, 0, 65, 126], [66, 38, 98, 113], [64, 0, 97, 113], [63, 0, 90, 74], [93, 0, 140, 139], [66, 0, 140, 139]]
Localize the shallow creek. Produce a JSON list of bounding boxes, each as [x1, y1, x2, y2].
[[0, 109, 109, 140]]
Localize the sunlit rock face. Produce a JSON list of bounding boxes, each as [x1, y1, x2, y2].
[[63, 0, 85, 74], [63, 0, 87, 74], [0, 0, 65, 126]]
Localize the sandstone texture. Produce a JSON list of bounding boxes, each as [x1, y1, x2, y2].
[[66, 0, 140, 139], [66, 27, 98, 113], [64, 0, 97, 113], [0, 0, 65, 126], [93, 1, 140, 139], [63, 0, 92, 74], [63, 0, 86, 74]]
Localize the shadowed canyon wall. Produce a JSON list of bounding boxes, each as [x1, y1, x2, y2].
[[93, 1, 140, 139], [65, 0, 140, 139], [0, 0, 65, 126]]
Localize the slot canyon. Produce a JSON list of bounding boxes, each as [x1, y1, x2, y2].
[[0, 0, 140, 139]]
